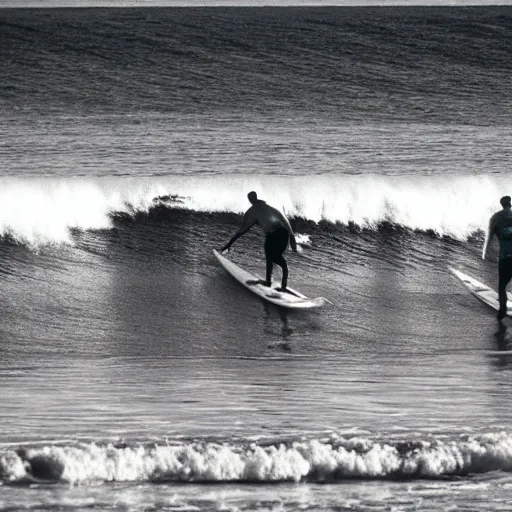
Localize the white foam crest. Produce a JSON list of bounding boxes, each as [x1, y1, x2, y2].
[[4, 433, 512, 484], [56, 442, 310, 483], [0, 174, 505, 246], [398, 432, 512, 477], [162, 174, 504, 240], [0, 451, 27, 482], [0, 177, 167, 247]]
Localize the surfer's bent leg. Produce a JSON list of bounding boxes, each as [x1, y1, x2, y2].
[[265, 255, 273, 287], [264, 227, 290, 289], [264, 234, 275, 287], [498, 257, 512, 318], [274, 254, 288, 290]]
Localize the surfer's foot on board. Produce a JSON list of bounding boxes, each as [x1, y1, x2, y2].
[[246, 279, 271, 287]]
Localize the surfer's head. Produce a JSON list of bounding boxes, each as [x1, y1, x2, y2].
[[501, 196, 512, 208], [248, 191, 258, 204]]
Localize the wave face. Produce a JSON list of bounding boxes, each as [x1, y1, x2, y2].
[[2, 6, 512, 123], [2, 433, 512, 485], [0, 174, 503, 247]]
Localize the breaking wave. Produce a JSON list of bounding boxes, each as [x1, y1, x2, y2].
[[0, 174, 504, 247], [2, 432, 512, 485]]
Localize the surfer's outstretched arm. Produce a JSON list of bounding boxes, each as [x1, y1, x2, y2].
[[289, 231, 297, 252], [280, 211, 297, 253], [221, 227, 250, 252], [482, 219, 493, 260], [220, 211, 256, 252]]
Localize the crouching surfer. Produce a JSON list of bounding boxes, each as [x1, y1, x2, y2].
[[220, 191, 297, 292]]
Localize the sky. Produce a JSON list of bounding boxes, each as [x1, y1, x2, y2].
[[1, 0, 511, 6]]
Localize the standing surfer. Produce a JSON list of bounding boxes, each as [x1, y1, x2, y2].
[[482, 195, 512, 320], [220, 191, 297, 291]]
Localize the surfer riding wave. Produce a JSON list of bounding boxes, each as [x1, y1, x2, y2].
[[482, 195, 512, 320], [220, 191, 297, 291]]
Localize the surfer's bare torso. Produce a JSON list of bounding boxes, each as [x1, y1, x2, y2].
[[240, 200, 292, 234]]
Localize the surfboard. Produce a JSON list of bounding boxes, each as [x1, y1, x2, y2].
[[449, 267, 512, 317], [213, 249, 328, 309]]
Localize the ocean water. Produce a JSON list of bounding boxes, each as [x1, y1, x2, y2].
[[2, 5, 512, 511]]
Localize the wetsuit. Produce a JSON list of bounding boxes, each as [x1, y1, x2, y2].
[[489, 207, 512, 316], [221, 199, 296, 289], [264, 226, 290, 289]]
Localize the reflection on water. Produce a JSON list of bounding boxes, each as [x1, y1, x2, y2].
[[495, 322, 511, 351], [2, 209, 512, 443], [489, 322, 512, 370], [263, 301, 292, 343], [2, 350, 512, 444]]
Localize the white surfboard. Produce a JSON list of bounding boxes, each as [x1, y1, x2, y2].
[[213, 249, 328, 309], [449, 267, 512, 317]]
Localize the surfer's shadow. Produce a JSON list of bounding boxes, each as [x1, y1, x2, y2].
[[494, 323, 512, 351], [261, 301, 322, 347], [485, 323, 512, 370], [262, 301, 291, 339]]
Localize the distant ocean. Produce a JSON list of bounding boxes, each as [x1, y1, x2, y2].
[[2, 5, 512, 511]]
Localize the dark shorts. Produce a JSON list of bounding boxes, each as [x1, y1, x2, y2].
[[499, 256, 512, 285], [264, 227, 289, 261]]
